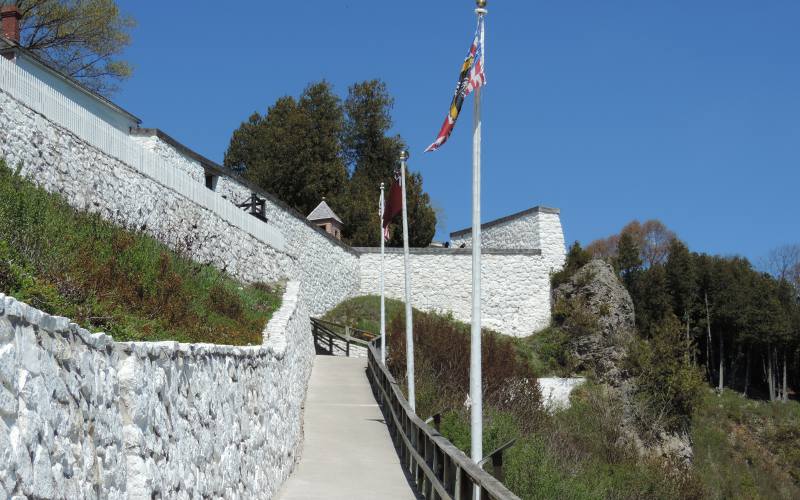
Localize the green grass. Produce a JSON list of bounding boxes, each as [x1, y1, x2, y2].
[[692, 389, 800, 499], [321, 294, 405, 334], [0, 159, 282, 345]]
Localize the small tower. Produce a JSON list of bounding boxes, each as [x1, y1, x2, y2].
[[307, 198, 344, 240]]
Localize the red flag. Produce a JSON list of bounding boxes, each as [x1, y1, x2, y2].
[[383, 168, 402, 238]]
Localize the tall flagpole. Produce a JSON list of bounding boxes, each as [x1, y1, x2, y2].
[[471, 0, 487, 478], [380, 182, 386, 366], [400, 149, 415, 412]]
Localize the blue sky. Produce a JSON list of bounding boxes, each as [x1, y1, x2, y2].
[[114, 1, 799, 262]]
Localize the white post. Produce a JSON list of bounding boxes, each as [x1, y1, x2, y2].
[[400, 150, 415, 412], [471, 0, 487, 484], [380, 182, 386, 366]]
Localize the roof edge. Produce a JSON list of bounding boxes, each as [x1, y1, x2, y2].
[[450, 205, 560, 238]]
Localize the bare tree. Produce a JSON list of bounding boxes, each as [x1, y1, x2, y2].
[[765, 244, 800, 289], [1, 0, 135, 95]]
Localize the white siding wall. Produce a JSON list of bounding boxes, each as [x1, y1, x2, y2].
[[16, 56, 138, 133]]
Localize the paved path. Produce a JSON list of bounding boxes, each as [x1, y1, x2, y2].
[[277, 355, 417, 500]]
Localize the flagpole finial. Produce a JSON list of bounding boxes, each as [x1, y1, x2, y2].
[[475, 0, 487, 14], [399, 150, 409, 162]]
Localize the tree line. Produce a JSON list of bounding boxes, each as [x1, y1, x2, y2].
[[223, 80, 437, 247], [583, 221, 799, 402]]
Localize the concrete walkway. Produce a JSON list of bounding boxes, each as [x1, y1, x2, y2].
[[277, 355, 417, 500]]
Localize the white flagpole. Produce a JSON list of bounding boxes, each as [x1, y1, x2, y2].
[[380, 182, 386, 366], [399, 149, 415, 412], [471, 0, 487, 479]]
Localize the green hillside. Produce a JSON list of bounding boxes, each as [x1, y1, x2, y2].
[[0, 160, 281, 345]]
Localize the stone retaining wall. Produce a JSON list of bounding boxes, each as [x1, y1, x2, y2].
[[0, 282, 313, 499], [356, 248, 552, 337], [0, 89, 359, 317]]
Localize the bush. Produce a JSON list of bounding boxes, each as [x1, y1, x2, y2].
[[386, 310, 544, 423], [551, 241, 591, 288], [626, 315, 705, 435]]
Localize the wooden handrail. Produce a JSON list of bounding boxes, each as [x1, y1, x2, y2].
[[365, 339, 521, 500], [310, 317, 371, 356], [312, 317, 379, 341]]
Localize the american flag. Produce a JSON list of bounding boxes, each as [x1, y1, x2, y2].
[[425, 16, 486, 153]]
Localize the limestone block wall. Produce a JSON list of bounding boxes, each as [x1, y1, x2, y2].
[[450, 207, 566, 273], [129, 133, 206, 185], [0, 282, 313, 499], [357, 248, 552, 337]]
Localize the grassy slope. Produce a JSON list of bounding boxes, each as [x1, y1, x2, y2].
[[322, 294, 406, 334], [324, 295, 800, 499], [692, 389, 800, 499], [0, 160, 281, 345]]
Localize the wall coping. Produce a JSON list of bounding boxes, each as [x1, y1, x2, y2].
[[129, 128, 360, 257], [0, 282, 302, 360], [353, 247, 542, 256], [450, 205, 560, 238]]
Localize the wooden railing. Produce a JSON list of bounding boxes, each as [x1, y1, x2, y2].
[[365, 338, 521, 500], [310, 318, 371, 357], [312, 317, 378, 342]]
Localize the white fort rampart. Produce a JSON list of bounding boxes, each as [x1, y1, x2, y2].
[[0, 284, 312, 499], [0, 42, 566, 496]]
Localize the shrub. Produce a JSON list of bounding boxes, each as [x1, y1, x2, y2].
[[387, 310, 544, 424], [551, 241, 591, 288], [626, 315, 705, 435]]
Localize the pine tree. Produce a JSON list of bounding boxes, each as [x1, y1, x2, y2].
[[339, 80, 436, 246]]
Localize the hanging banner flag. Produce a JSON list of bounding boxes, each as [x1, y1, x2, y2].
[[425, 16, 486, 152], [382, 167, 403, 240]]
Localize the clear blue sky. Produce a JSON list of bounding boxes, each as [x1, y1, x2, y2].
[[114, 1, 799, 262]]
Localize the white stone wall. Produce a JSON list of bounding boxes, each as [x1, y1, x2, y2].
[[357, 248, 552, 337], [130, 134, 206, 184], [451, 208, 566, 273], [0, 89, 359, 316], [0, 283, 313, 499]]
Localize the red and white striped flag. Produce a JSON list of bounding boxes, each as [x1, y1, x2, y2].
[[425, 17, 486, 153]]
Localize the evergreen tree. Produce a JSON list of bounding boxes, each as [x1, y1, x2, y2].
[[224, 81, 348, 217], [615, 231, 642, 290], [665, 239, 698, 360], [224, 79, 437, 246], [339, 80, 436, 246]]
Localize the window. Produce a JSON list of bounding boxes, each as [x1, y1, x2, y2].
[[205, 173, 218, 191]]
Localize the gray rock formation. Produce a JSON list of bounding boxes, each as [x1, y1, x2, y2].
[[552, 259, 693, 466], [553, 259, 635, 385]]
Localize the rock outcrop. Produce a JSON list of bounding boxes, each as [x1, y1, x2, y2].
[[552, 259, 693, 466], [553, 259, 635, 385]]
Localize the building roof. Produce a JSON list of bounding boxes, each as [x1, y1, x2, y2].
[[0, 35, 141, 125], [450, 205, 560, 238], [307, 200, 343, 224]]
